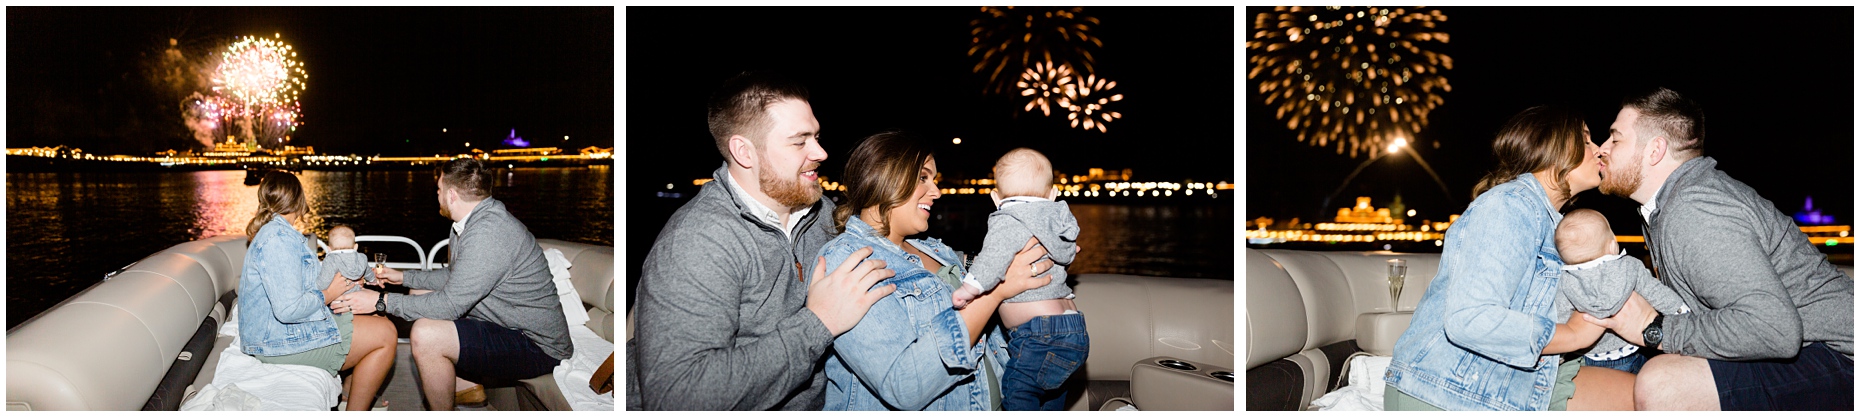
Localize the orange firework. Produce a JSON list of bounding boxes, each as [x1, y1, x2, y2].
[[1247, 6, 1451, 158]]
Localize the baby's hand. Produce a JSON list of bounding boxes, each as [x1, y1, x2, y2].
[[951, 284, 983, 309]]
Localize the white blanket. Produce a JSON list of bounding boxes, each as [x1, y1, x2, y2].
[[552, 324, 616, 410], [180, 306, 342, 411], [1310, 354, 1391, 411]]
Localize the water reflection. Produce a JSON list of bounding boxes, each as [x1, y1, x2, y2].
[[7, 167, 613, 329]]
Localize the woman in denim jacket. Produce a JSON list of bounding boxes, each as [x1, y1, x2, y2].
[[818, 132, 1055, 410], [237, 172, 397, 410], [1382, 106, 1637, 410]]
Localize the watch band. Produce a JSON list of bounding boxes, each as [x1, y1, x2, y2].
[[375, 291, 387, 314]]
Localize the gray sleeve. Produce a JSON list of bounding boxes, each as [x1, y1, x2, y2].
[[966, 213, 1034, 292], [1561, 265, 1635, 319], [1552, 272, 1576, 323], [1657, 193, 1803, 360], [1622, 260, 1687, 315], [385, 227, 508, 321], [632, 223, 832, 410]]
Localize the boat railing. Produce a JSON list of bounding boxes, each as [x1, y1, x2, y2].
[[427, 239, 450, 270], [314, 235, 436, 271]]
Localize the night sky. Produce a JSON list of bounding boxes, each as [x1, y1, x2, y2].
[[8, 7, 613, 155], [625, 6, 1236, 193], [1246, 6, 1855, 233]]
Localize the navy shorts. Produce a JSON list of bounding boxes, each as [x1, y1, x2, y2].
[[1710, 342, 1854, 410], [454, 318, 561, 387]]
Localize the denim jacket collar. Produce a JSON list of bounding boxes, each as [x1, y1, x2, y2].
[[1513, 172, 1563, 222], [840, 214, 960, 270]]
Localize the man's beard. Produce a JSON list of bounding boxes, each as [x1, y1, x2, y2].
[[759, 163, 821, 208], [1598, 155, 1644, 197]]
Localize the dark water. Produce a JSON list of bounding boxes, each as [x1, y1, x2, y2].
[[625, 192, 1235, 311], [6, 167, 613, 329]]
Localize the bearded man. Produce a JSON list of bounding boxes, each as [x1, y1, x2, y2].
[[626, 72, 897, 410], [1587, 87, 1853, 410]]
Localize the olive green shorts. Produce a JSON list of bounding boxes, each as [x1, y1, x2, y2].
[[1382, 357, 1583, 411], [254, 311, 353, 377]]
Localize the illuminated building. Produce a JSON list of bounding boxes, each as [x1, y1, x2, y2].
[[1247, 196, 1455, 246]]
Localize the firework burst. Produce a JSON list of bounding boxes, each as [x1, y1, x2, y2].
[[970, 6, 1102, 96], [1018, 61, 1075, 117], [212, 34, 306, 147], [1060, 73, 1123, 133], [1247, 6, 1451, 158]]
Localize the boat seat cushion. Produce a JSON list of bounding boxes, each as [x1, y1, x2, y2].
[[1244, 249, 1443, 410]]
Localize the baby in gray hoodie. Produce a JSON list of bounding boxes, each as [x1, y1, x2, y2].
[[1554, 209, 1688, 373], [321, 225, 377, 294], [949, 148, 1087, 410]]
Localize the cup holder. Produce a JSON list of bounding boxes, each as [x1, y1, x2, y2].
[[1157, 359, 1197, 371], [1210, 371, 1234, 382]]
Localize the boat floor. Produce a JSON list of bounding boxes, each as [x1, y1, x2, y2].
[[358, 339, 494, 411]]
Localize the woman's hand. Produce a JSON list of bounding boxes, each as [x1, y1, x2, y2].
[[990, 237, 1054, 301], [1543, 311, 1609, 354], [324, 271, 355, 305]]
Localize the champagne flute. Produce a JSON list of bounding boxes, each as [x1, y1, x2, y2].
[[1387, 258, 1407, 312], [373, 252, 387, 285]]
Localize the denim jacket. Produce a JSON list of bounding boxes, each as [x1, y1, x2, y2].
[[819, 215, 1011, 410], [1384, 173, 1566, 411], [238, 215, 341, 356]]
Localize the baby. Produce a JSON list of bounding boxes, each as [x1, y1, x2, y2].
[[950, 148, 1087, 410], [1553, 209, 1688, 374], [321, 225, 377, 295]]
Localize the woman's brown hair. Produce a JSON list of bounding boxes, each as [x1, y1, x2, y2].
[[245, 171, 310, 242], [1470, 105, 1587, 206], [832, 131, 934, 237]]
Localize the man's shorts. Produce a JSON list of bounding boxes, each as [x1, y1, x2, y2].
[[1710, 342, 1854, 410], [454, 317, 561, 386]]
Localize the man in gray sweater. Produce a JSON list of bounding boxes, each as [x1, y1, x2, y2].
[[626, 72, 897, 410], [1588, 87, 1853, 410], [336, 157, 574, 410]]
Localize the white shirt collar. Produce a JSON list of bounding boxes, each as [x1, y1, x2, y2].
[[452, 207, 472, 235], [725, 170, 813, 238], [327, 248, 357, 254], [1561, 248, 1628, 271], [1638, 182, 1663, 224], [996, 195, 1051, 209]]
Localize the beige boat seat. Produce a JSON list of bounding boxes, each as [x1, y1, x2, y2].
[[6, 235, 248, 410], [1065, 274, 1235, 410], [483, 239, 615, 411], [1245, 249, 1441, 411]]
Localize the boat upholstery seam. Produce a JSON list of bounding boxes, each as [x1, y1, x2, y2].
[[66, 300, 169, 390], [128, 269, 205, 321]]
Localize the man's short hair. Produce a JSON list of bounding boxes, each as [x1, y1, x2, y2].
[[437, 157, 493, 201], [1622, 87, 1705, 159], [707, 71, 811, 160]]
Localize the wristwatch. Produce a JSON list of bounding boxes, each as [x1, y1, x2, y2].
[[1642, 313, 1665, 349], [375, 291, 387, 314]]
